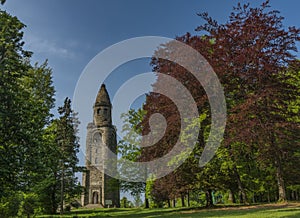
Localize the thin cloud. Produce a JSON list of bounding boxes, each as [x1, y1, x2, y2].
[[24, 34, 77, 59]]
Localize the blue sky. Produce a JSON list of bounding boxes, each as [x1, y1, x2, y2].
[[2, 0, 300, 200], [3, 0, 299, 110]]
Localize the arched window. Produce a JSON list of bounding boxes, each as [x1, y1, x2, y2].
[[97, 108, 101, 115], [93, 132, 102, 144]]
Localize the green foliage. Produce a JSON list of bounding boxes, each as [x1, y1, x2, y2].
[[0, 7, 84, 215], [56, 98, 82, 214], [133, 193, 143, 207], [0, 9, 32, 195], [18, 193, 41, 217], [0, 191, 23, 218], [120, 197, 133, 208], [28, 99, 83, 215], [136, 0, 300, 207], [0, 8, 56, 216], [118, 108, 146, 161], [0, 4, 84, 216], [118, 109, 148, 204]]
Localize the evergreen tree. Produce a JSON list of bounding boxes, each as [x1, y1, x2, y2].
[[56, 97, 82, 214]]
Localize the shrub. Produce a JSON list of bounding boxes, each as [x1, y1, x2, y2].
[[0, 191, 23, 217]]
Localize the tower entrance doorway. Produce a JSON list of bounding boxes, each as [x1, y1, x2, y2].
[[92, 191, 99, 204]]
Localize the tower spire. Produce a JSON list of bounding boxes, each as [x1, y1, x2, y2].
[[95, 84, 111, 107], [93, 83, 112, 127]]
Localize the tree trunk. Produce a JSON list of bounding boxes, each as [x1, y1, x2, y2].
[[270, 130, 287, 203], [167, 199, 171, 208], [173, 199, 176, 207], [51, 185, 57, 214], [252, 193, 255, 204], [228, 189, 235, 203], [181, 194, 185, 207], [187, 191, 190, 207], [51, 172, 57, 214], [145, 197, 149, 208], [60, 167, 64, 215], [205, 189, 213, 207], [275, 159, 287, 202], [233, 165, 247, 204], [291, 191, 295, 201]]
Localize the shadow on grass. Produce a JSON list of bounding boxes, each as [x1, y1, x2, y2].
[[83, 207, 271, 218], [80, 208, 180, 218], [41, 203, 300, 218], [70, 208, 131, 215], [285, 213, 300, 218], [104, 205, 300, 218], [276, 207, 300, 218], [171, 208, 269, 218], [173, 205, 300, 218]]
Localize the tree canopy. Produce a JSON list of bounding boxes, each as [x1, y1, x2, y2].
[[120, 0, 300, 207], [0, 9, 82, 216]]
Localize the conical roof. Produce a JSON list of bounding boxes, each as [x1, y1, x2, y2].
[[94, 84, 111, 107]]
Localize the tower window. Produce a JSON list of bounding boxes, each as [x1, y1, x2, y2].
[[103, 108, 108, 115], [97, 108, 101, 115], [95, 157, 98, 164]]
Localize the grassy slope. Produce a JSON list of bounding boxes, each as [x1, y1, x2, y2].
[[39, 203, 300, 218]]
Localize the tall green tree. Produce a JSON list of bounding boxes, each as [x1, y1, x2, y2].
[[0, 9, 32, 196], [0, 9, 56, 216], [118, 108, 150, 208], [0, 8, 55, 193], [30, 98, 82, 215], [35, 121, 61, 214], [56, 97, 81, 214]]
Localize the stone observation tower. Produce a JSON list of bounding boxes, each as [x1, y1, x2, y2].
[[82, 84, 120, 207]]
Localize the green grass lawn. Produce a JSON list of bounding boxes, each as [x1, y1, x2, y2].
[[38, 203, 300, 218]]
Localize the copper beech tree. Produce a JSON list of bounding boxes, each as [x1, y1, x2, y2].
[[138, 0, 299, 206]]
